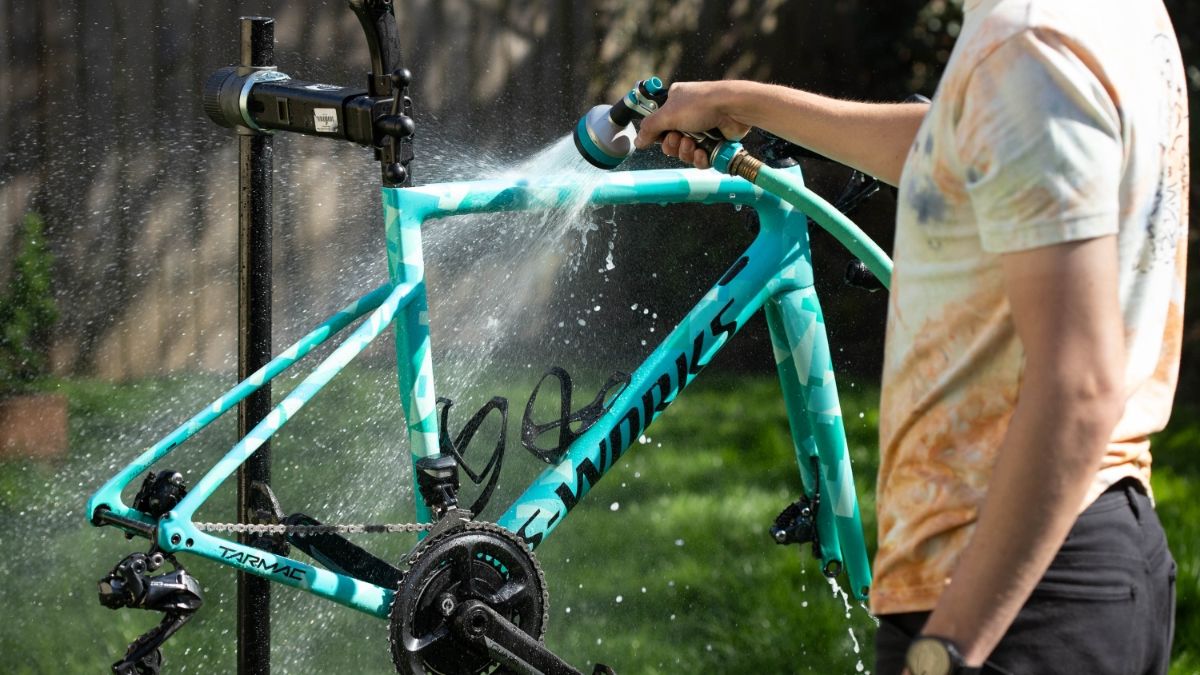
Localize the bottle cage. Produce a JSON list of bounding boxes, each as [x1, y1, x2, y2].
[[435, 367, 629, 518], [520, 367, 630, 463], [436, 396, 508, 517]]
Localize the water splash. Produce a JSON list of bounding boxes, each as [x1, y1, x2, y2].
[[421, 135, 614, 399]]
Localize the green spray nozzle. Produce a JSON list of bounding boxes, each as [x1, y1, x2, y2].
[[573, 76, 739, 172], [573, 77, 668, 169]]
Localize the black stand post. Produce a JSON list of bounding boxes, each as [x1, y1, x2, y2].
[[236, 16, 274, 675]]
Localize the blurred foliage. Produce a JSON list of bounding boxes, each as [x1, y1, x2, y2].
[[904, 0, 965, 94], [0, 213, 58, 395]]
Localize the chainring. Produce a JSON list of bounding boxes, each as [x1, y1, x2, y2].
[[389, 522, 547, 675]]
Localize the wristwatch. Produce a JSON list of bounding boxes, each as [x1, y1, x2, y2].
[[905, 636, 982, 675]]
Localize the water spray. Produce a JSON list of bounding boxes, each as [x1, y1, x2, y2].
[[571, 77, 893, 287]]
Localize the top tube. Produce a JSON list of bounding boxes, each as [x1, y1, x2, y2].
[[387, 168, 796, 222]]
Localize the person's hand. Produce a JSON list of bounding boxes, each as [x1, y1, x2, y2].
[[633, 81, 751, 169]]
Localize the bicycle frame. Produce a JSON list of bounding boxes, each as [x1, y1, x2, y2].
[[87, 164, 877, 625]]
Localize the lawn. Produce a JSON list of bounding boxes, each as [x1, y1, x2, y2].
[[0, 368, 1195, 673]]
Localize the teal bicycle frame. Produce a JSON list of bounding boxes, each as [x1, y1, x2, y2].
[[87, 163, 882, 623]]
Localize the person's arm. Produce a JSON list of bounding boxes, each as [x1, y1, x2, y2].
[[632, 80, 927, 186], [918, 235, 1126, 666]]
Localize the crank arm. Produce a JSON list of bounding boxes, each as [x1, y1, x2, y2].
[[451, 600, 585, 675]]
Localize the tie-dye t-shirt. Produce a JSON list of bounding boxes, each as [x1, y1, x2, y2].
[[873, 0, 1189, 615]]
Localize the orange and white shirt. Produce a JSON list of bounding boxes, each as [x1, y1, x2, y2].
[[873, 0, 1189, 615]]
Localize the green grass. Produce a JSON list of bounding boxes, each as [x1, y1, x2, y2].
[[0, 370, 1195, 673]]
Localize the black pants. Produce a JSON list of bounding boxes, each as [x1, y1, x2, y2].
[[875, 478, 1177, 675]]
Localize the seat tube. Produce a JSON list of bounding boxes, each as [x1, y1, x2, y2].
[[766, 280, 873, 600], [382, 188, 441, 524]]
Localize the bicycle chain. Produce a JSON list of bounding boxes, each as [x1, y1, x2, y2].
[[193, 521, 433, 535]]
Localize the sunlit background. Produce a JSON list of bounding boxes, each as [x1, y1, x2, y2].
[[1, 1, 1196, 673]]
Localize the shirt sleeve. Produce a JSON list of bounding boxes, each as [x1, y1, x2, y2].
[[954, 28, 1124, 254]]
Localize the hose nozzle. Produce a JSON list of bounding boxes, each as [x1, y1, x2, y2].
[[573, 77, 667, 169], [573, 76, 745, 175]]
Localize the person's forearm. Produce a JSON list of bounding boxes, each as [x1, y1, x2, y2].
[[718, 81, 928, 186], [919, 376, 1124, 665]]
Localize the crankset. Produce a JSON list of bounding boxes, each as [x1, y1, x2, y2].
[[389, 519, 613, 675]]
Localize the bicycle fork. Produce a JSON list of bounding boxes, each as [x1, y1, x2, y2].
[[765, 282, 873, 599]]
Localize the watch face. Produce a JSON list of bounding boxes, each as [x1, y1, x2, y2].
[[907, 638, 953, 675]]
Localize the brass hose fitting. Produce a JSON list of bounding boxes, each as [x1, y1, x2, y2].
[[724, 147, 764, 182]]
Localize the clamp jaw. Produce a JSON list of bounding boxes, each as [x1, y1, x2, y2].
[[202, 0, 416, 186]]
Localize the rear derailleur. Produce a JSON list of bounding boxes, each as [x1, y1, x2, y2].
[[98, 549, 203, 675], [96, 470, 202, 675]]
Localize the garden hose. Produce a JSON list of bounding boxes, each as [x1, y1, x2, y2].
[[573, 77, 892, 289], [712, 142, 893, 290]]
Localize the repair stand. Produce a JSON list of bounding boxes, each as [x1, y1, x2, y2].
[[236, 15, 275, 675]]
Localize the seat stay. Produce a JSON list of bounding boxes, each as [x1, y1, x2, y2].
[[86, 283, 397, 529]]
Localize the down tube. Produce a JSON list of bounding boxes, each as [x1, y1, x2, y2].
[[767, 287, 872, 599], [496, 211, 807, 547]]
